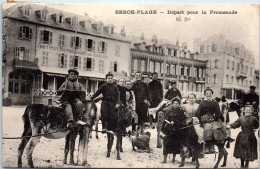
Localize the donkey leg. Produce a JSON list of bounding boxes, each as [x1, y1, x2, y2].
[[157, 111, 164, 148], [18, 137, 31, 168], [69, 131, 78, 165], [96, 120, 99, 139], [63, 133, 70, 164], [26, 135, 41, 168], [116, 135, 122, 160], [162, 154, 167, 163], [221, 148, 228, 167], [120, 136, 123, 152], [77, 127, 90, 166], [214, 144, 224, 169], [194, 149, 200, 169]]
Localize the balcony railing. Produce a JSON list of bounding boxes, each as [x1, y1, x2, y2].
[[13, 58, 38, 70], [236, 70, 247, 78]]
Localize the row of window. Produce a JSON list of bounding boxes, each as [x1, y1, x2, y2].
[[133, 59, 205, 78], [212, 59, 253, 76], [209, 74, 253, 86], [226, 60, 253, 76], [18, 27, 117, 54], [21, 6, 114, 34], [42, 52, 118, 73], [178, 82, 204, 92], [200, 43, 253, 61]]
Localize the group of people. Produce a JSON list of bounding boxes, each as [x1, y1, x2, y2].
[[57, 68, 259, 168], [160, 87, 259, 168]]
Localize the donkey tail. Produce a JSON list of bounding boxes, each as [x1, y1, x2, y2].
[[22, 106, 32, 137]]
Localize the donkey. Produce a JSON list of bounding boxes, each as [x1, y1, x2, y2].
[[17, 100, 97, 168], [106, 105, 133, 160]]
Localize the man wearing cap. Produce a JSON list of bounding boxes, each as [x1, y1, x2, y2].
[[91, 73, 120, 133], [148, 72, 163, 108], [242, 86, 259, 106], [164, 81, 182, 100], [57, 69, 87, 128], [132, 72, 151, 134]]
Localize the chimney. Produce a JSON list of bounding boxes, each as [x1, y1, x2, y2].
[[141, 32, 145, 40], [120, 26, 126, 37], [176, 38, 179, 46], [182, 42, 187, 49], [152, 35, 158, 44]]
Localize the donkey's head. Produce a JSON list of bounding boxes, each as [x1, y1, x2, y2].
[[82, 100, 97, 127]]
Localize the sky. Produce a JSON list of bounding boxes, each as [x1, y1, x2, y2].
[[3, 3, 260, 68]]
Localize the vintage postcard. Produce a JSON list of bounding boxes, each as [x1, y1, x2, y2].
[[2, 3, 259, 168]]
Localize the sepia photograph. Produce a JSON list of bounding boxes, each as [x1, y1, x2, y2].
[[1, 2, 259, 168]]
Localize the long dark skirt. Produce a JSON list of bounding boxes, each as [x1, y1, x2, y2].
[[163, 134, 181, 155], [234, 131, 258, 161]]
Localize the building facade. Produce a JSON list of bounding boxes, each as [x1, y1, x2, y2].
[[195, 34, 255, 99], [130, 35, 207, 98], [3, 4, 130, 105]]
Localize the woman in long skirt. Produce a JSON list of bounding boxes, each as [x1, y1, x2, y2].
[[230, 105, 259, 168], [161, 97, 186, 163]]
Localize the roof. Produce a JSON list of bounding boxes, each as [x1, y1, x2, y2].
[[3, 3, 130, 43]]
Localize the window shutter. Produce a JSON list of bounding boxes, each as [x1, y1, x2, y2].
[[49, 32, 52, 44], [40, 30, 43, 42], [27, 49, 30, 59], [70, 36, 74, 48], [79, 38, 82, 49], [116, 62, 119, 72], [83, 58, 87, 70], [19, 26, 23, 39], [64, 55, 67, 68], [98, 42, 101, 52], [110, 61, 113, 72], [104, 42, 107, 53], [78, 56, 81, 69], [24, 49, 28, 60], [92, 58, 95, 71], [70, 56, 73, 68], [85, 39, 88, 50], [58, 35, 61, 46], [29, 28, 32, 40], [92, 40, 95, 51], [58, 54, 61, 67]]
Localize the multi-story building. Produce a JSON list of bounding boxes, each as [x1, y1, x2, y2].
[[130, 34, 207, 98], [194, 34, 255, 99], [2, 4, 130, 105]]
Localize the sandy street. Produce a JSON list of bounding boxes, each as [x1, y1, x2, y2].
[[2, 106, 259, 168]]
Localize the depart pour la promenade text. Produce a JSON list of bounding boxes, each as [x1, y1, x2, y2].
[[115, 10, 238, 15]]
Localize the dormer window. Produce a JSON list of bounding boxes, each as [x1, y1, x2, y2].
[[92, 23, 97, 30], [97, 25, 102, 32], [56, 14, 63, 24], [41, 8, 48, 21], [24, 5, 31, 16], [111, 27, 114, 34], [71, 17, 78, 27]]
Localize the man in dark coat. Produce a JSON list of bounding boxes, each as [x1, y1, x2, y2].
[[165, 81, 182, 100], [132, 72, 151, 134], [91, 73, 120, 133], [148, 72, 163, 108], [242, 86, 259, 106], [57, 68, 87, 128]]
